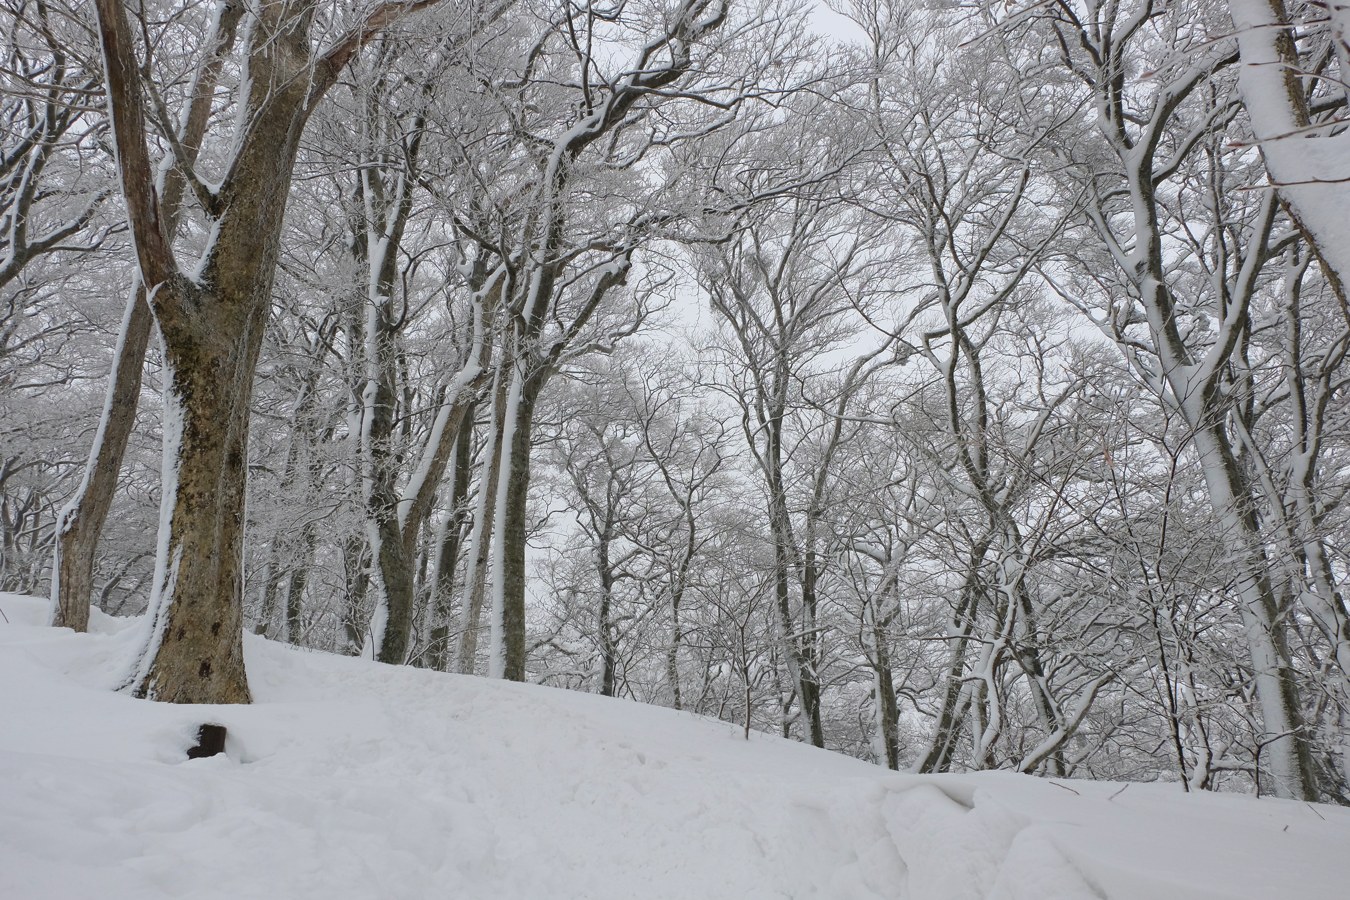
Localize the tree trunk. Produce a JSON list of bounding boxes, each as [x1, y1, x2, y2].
[[597, 524, 617, 697], [917, 548, 985, 773], [873, 623, 900, 770], [129, 282, 262, 703], [51, 288, 152, 631], [274, 441, 329, 645], [283, 533, 316, 645], [1190, 421, 1319, 800], [342, 535, 371, 654], [458, 374, 508, 674], [667, 583, 685, 711], [362, 303, 417, 664], [764, 404, 825, 748], [490, 364, 545, 681], [427, 407, 475, 671]]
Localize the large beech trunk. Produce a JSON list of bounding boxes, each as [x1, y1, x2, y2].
[[131, 287, 264, 703]]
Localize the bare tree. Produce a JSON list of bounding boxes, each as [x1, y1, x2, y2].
[[449, 0, 738, 680], [1031, 0, 1326, 799], [92, 0, 452, 702]]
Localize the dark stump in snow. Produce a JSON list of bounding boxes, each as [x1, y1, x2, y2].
[[187, 723, 227, 759]]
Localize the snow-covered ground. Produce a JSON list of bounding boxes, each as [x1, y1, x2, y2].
[[3, 592, 1348, 900]]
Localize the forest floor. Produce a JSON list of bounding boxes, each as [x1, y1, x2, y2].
[[3, 591, 1349, 899]]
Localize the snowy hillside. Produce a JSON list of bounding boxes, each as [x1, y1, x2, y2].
[[3, 592, 1348, 900]]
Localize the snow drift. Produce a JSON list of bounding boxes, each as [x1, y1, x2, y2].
[[3, 592, 1348, 899]]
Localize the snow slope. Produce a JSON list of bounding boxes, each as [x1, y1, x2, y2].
[[3, 592, 1348, 900]]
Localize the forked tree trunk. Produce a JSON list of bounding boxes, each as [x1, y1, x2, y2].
[[482, 261, 622, 680], [94, 0, 446, 703], [52, 0, 244, 632], [478, 0, 720, 681], [376, 340, 490, 664]]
